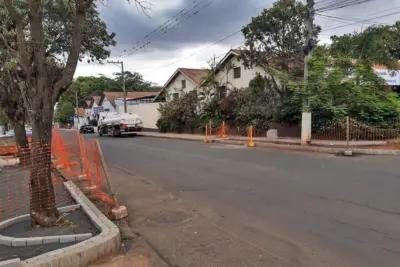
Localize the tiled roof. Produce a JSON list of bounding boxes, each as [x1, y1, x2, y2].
[[93, 95, 102, 105], [179, 68, 209, 85], [125, 91, 158, 99], [109, 92, 158, 104], [75, 108, 85, 117], [103, 92, 121, 107], [230, 49, 241, 54]]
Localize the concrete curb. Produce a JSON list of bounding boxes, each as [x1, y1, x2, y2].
[[0, 258, 21, 267], [0, 205, 90, 247], [12, 181, 120, 267], [138, 133, 400, 156]]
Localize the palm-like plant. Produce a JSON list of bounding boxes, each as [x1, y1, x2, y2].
[[198, 87, 216, 103]]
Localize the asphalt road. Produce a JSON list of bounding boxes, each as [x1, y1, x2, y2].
[[97, 135, 400, 267]]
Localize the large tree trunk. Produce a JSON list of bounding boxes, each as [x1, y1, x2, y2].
[[13, 121, 29, 162], [29, 105, 59, 227]]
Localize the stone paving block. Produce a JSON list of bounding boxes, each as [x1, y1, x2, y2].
[[57, 204, 81, 213], [0, 258, 21, 267], [42, 236, 60, 244], [11, 239, 26, 247], [59, 235, 76, 243], [75, 233, 92, 242], [0, 236, 13, 246], [26, 237, 43, 246]]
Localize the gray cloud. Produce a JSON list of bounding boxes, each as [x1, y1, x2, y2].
[[78, 0, 400, 85], [100, 0, 268, 55]]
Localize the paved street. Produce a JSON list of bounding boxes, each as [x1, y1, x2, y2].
[[96, 135, 400, 267]]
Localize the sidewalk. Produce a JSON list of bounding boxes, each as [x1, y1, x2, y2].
[[137, 131, 400, 156]]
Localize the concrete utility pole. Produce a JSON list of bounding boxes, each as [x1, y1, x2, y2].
[[75, 90, 80, 129], [107, 61, 127, 113], [301, 0, 315, 145]]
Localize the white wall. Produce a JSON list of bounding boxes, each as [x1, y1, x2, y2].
[[102, 98, 117, 113], [74, 116, 87, 129], [118, 103, 161, 129], [90, 102, 98, 120], [215, 55, 267, 90], [165, 72, 198, 101]]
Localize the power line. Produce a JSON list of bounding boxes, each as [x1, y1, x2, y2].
[[113, 0, 215, 59], [321, 9, 400, 32], [316, 0, 378, 12], [110, 0, 201, 59], [316, 13, 388, 26], [150, 29, 242, 72]]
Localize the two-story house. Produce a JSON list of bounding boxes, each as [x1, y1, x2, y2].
[[212, 49, 267, 97], [155, 50, 268, 102], [154, 68, 209, 102]]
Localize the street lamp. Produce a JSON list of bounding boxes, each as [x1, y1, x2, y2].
[[98, 73, 127, 113]]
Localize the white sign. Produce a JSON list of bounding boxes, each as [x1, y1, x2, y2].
[[374, 69, 400, 86]]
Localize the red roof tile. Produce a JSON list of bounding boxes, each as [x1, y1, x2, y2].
[[179, 68, 209, 85], [230, 49, 241, 54], [75, 108, 85, 117], [125, 91, 158, 99], [103, 92, 121, 107], [93, 95, 102, 105]]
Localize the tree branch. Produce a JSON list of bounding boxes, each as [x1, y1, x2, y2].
[[53, 0, 92, 104], [29, 0, 47, 96], [3, 0, 31, 76]]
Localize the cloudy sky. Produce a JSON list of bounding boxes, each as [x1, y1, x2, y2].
[[75, 0, 400, 86]]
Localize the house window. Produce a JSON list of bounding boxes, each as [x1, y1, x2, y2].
[[233, 67, 241, 79], [172, 93, 179, 100], [189, 90, 197, 100], [218, 86, 226, 98], [181, 80, 186, 89]]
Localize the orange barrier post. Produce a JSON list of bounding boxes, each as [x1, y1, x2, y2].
[[204, 125, 209, 143], [218, 121, 227, 138], [247, 125, 255, 147]]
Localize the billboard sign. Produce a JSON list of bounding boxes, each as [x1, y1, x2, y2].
[[93, 106, 104, 115], [374, 69, 400, 86]]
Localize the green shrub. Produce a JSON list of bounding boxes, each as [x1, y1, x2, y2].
[[157, 93, 199, 133]]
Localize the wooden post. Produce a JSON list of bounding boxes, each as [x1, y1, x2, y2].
[[209, 120, 212, 136], [94, 139, 120, 209], [346, 116, 350, 147]]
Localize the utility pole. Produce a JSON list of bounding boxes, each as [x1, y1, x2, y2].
[[75, 90, 80, 129], [301, 0, 315, 145], [107, 61, 127, 113], [304, 0, 315, 82]]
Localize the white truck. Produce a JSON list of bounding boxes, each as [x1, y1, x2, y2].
[[98, 113, 143, 137]]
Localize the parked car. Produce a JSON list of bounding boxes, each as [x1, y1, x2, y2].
[[80, 125, 95, 134]]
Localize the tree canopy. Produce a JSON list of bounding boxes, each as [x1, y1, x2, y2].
[[240, 0, 321, 99], [54, 101, 75, 124], [330, 22, 400, 69]]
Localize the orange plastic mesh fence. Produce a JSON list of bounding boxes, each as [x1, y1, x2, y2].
[[1, 129, 115, 221], [54, 130, 114, 207], [0, 143, 73, 221], [312, 118, 400, 141], [209, 122, 231, 138]]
